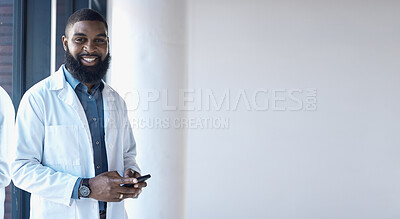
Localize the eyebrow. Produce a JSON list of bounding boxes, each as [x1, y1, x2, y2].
[[73, 33, 86, 37], [72, 33, 107, 37]]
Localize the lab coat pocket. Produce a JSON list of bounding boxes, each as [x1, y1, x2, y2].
[[43, 125, 80, 166]]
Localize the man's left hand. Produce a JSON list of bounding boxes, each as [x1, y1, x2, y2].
[[123, 169, 148, 198]]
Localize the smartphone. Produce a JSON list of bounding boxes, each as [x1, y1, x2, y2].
[[123, 174, 151, 187]]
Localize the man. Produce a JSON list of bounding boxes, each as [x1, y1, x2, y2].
[[11, 9, 147, 219], [0, 86, 13, 218]]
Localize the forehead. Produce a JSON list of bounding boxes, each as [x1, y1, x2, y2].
[[67, 20, 107, 37]]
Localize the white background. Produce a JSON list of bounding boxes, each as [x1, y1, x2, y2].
[[109, 0, 400, 218]]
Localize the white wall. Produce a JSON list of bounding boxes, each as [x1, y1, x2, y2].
[[186, 0, 400, 219], [108, 0, 187, 218], [109, 0, 400, 219]]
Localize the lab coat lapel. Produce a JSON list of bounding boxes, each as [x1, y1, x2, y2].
[[103, 84, 117, 149], [53, 68, 91, 143]]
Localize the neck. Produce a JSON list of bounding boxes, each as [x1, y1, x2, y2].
[[84, 83, 94, 93]]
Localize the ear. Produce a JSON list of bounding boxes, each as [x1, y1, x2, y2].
[[62, 35, 68, 51]]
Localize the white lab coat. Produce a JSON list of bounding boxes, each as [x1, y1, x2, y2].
[[11, 67, 141, 219], [0, 86, 14, 219]]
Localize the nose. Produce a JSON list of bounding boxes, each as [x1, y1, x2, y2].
[[83, 41, 96, 53]]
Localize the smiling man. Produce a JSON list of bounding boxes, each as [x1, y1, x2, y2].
[[11, 9, 146, 219]]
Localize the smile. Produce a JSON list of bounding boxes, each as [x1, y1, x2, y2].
[[81, 57, 97, 62], [80, 56, 99, 66]]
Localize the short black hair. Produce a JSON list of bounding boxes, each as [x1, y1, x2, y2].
[[65, 8, 108, 36]]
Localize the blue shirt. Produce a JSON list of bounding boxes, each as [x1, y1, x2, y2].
[[63, 65, 108, 212]]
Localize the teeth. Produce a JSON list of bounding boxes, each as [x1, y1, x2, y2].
[[82, 57, 96, 62]]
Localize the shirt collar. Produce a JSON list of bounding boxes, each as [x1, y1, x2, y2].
[[62, 64, 104, 93], [63, 64, 81, 90]]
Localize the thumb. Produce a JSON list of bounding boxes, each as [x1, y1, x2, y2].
[[124, 169, 134, 178]]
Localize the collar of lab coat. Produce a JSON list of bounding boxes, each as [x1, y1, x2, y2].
[[47, 65, 116, 132], [48, 66, 68, 91]]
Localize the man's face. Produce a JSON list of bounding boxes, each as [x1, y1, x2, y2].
[[62, 20, 110, 84]]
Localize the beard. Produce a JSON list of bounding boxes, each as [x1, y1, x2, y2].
[[64, 46, 111, 84]]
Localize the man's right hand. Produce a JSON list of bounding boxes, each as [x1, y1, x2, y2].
[[87, 171, 140, 202]]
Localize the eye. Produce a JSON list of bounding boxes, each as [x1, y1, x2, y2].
[[74, 38, 86, 43], [94, 38, 106, 44]]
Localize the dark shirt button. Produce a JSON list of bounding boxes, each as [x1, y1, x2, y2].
[[96, 165, 101, 169]]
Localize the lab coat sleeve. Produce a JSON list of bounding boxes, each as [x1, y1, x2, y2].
[[0, 87, 13, 188], [11, 91, 78, 206], [121, 100, 141, 174]]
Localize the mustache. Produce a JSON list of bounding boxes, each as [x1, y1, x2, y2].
[[78, 53, 102, 59]]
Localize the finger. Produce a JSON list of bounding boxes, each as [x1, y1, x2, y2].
[[111, 177, 138, 185], [134, 182, 147, 188], [119, 187, 141, 194], [133, 171, 141, 178], [121, 194, 139, 199], [124, 169, 134, 178], [110, 193, 127, 202]]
